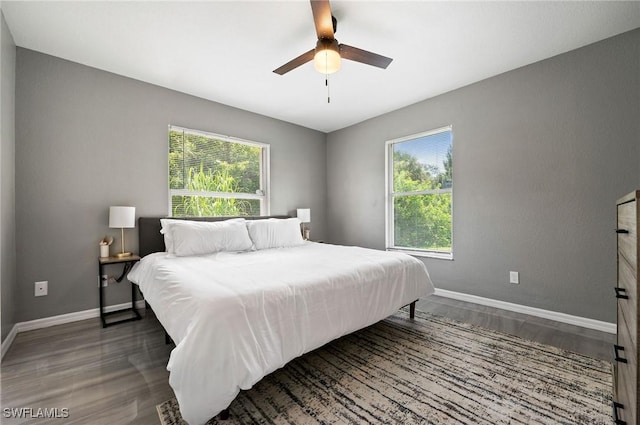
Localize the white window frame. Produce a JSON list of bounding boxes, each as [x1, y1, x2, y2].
[[168, 125, 270, 216], [385, 125, 453, 260]]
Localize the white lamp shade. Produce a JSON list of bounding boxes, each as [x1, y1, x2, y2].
[[109, 206, 136, 228], [296, 208, 311, 223]]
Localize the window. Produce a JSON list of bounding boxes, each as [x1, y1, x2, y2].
[[385, 126, 453, 259], [169, 125, 269, 217]]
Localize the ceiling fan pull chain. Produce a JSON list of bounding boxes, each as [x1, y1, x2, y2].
[[325, 51, 331, 103], [326, 75, 331, 103]]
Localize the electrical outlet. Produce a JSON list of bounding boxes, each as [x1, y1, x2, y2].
[[509, 271, 519, 284], [35, 281, 48, 296], [101, 274, 109, 287]]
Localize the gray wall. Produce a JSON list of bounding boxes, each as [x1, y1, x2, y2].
[[10, 28, 640, 325], [1, 10, 16, 342], [326, 29, 640, 323], [15, 48, 326, 322]]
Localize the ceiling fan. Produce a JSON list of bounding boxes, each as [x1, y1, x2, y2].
[[273, 0, 393, 76]]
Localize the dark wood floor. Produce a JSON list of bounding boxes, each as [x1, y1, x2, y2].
[[416, 296, 614, 360], [0, 295, 614, 424]]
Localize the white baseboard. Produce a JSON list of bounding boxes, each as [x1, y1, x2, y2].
[[1, 300, 146, 360], [1, 324, 18, 360], [433, 288, 616, 334]]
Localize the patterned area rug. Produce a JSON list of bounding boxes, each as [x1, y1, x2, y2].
[[157, 310, 612, 424]]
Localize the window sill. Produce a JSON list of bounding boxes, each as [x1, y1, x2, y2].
[[386, 248, 453, 260]]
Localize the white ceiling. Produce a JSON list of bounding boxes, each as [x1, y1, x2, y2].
[[3, 1, 639, 133]]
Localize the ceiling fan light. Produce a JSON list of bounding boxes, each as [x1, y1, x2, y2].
[[314, 39, 341, 74]]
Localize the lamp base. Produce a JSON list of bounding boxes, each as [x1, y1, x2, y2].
[[115, 252, 132, 258]]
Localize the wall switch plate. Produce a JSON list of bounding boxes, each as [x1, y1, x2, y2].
[[509, 271, 519, 284], [35, 281, 48, 296]]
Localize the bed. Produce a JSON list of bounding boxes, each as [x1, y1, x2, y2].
[[128, 216, 434, 425]]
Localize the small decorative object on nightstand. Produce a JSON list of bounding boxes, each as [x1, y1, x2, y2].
[[99, 235, 113, 258], [98, 254, 142, 327], [109, 206, 135, 258], [297, 208, 311, 240]]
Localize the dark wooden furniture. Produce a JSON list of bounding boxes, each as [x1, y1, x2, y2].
[[614, 190, 640, 424], [98, 255, 142, 328]]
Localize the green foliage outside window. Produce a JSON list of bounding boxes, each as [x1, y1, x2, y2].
[[393, 193, 452, 251], [169, 128, 264, 217], [392, 134, 452, 252]]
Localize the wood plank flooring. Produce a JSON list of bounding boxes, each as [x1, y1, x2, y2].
[[416, 296, 615, 361], [0, 295, 614, 424]]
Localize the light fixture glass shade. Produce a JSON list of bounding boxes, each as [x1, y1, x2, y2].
[[109, 206, 136, 228], [314, 39, 341, 74], [297, 208, 311, 223]]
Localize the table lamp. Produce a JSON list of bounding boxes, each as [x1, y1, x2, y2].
[[109, 206, 135, 258]]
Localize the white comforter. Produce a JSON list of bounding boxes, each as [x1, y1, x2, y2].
[[128, 242, 434, 425]]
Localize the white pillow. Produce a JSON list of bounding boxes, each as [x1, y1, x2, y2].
[[160, 218, 252, 256], [246, 218, 305, 250], [159, 218, 182, 254]]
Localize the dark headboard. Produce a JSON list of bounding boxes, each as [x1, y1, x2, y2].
[[138, 216, 290, 257]]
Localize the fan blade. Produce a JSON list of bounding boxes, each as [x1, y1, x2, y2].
[[339, 44, 393, 69], [273, 49, 316, 75], [311, 0, 334, 39]]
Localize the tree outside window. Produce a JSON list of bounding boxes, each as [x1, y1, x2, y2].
[[386, 127, 453, 258]]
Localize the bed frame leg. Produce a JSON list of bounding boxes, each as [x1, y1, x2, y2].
[[410, 301, 416, 319], [218, 409, 230, 420]]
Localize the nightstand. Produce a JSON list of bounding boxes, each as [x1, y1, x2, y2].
[[98, 255, 142, 327]]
